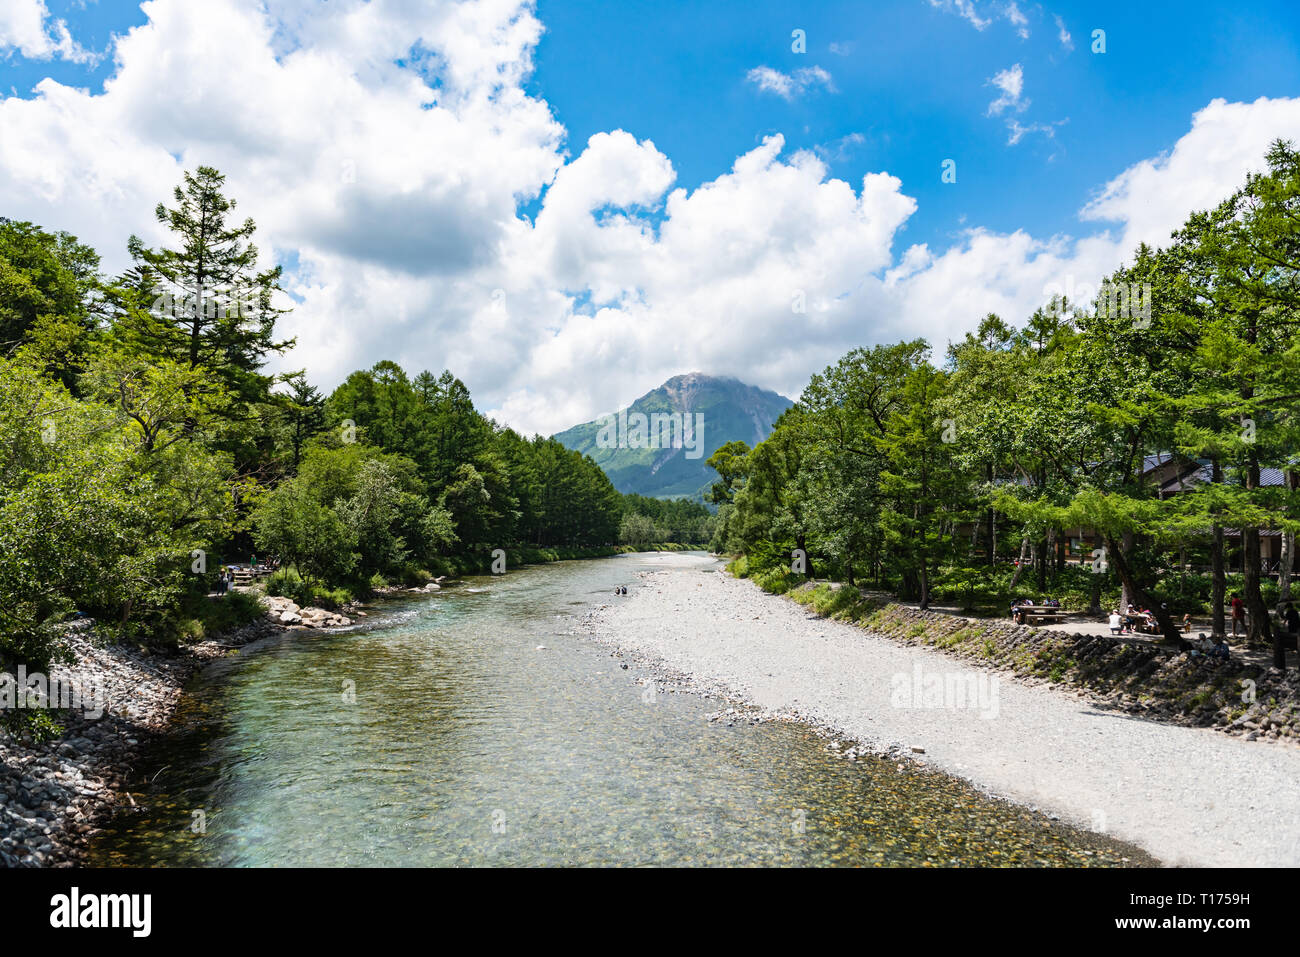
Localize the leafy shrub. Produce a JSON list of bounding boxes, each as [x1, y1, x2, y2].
[[311, 586, 353, 610], [175, 618, 205, 642], [399, 566, 434, 586], [752, 566, 803, 595], [266, 567, 312, 606], [811, 584, 864, 619], [1, 704, 61, 744], [202, 589, 266, 631]]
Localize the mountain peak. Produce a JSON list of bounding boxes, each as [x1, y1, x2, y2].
[[662, 371, 724, 385], [553, 373, 793, 500]]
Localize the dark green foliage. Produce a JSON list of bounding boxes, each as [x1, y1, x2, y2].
[[618, 494, 715, 544], [721, 141, 1300, 660]]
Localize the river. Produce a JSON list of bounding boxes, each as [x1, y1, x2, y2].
[[87, 552, 1152, 866]]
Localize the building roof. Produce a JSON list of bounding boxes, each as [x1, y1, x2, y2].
[[1158, 462, 1287, 495]]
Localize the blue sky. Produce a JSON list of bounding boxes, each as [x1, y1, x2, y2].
[[11, 0, 1299, 250], [2, 0, 1299, 435], [528, 0, 1300, 247]]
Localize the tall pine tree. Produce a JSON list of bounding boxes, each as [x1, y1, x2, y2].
[[122, 167, 292, 415]]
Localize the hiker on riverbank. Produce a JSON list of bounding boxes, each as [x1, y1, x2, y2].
[[1231, 593, 1246, 637]]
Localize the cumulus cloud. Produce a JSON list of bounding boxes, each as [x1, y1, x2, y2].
[[1081, 96, 1300, 251], [0, 0, 97, 63], [893, 96, 1300, 356], [746, 65, 834, 100], [1, 0, 1298, 437]]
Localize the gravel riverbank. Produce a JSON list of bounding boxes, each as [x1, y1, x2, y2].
[[0, 617, 293, 867], [580, 553, 1300, 867], [0, 579, 371, 868]]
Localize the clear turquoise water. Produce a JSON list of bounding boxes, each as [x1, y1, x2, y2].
[[87, 553, 1151, 866]]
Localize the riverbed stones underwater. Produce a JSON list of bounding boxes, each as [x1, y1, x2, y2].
[[0, 612, 294, 866]]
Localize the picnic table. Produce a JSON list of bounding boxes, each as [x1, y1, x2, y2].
[[229, 564, 271, 586], [1014, 604, 1067, 625]]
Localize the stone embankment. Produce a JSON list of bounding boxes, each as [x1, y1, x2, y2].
[[841, 597, 1300, 742]]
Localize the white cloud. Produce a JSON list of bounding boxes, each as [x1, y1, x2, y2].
[[986, 63, 1026, 115], [1081, 96, 1300, 251], [746, 65, 834, 100], [1007, 117, 1066, 145], [928, 0, 991, 31], [1054, 14, 1073, 51], [985, 64, 1064, 145], [928, 0, 1033, 37], [0, 0, 97, 63], [814, 132, 866, 163], [1004, 2, 1029, 39], [892, 96, 1300, 358], [1, 1, 1298, 438]]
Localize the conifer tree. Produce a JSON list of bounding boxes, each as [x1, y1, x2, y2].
[[124, 167, 292, 412]]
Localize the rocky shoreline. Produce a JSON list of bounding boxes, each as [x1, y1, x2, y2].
[[791, 590, 1300, 744], [0, 592, 361, 868]]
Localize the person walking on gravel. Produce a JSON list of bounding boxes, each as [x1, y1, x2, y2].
[[1231, 592, 1246, 638]]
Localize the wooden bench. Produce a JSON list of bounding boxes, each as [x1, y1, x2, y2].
[[1014, 604, 1067, 625]]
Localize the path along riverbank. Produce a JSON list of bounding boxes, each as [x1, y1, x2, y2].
[[579, 553, 1300, 867]]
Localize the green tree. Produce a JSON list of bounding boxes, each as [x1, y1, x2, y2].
[[282, 372, 326, 471], [251, 479, 356, 582], [122, 167, 292, 413]]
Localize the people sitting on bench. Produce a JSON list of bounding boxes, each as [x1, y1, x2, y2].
[[1011, 599, 1064, 625], [1188, 633, 1230, 660], [1010, 598, 1028, 624], [1016, 598, 1032, 621]]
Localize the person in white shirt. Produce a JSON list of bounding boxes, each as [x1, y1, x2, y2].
[[1108, 610, 1123, 635]]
